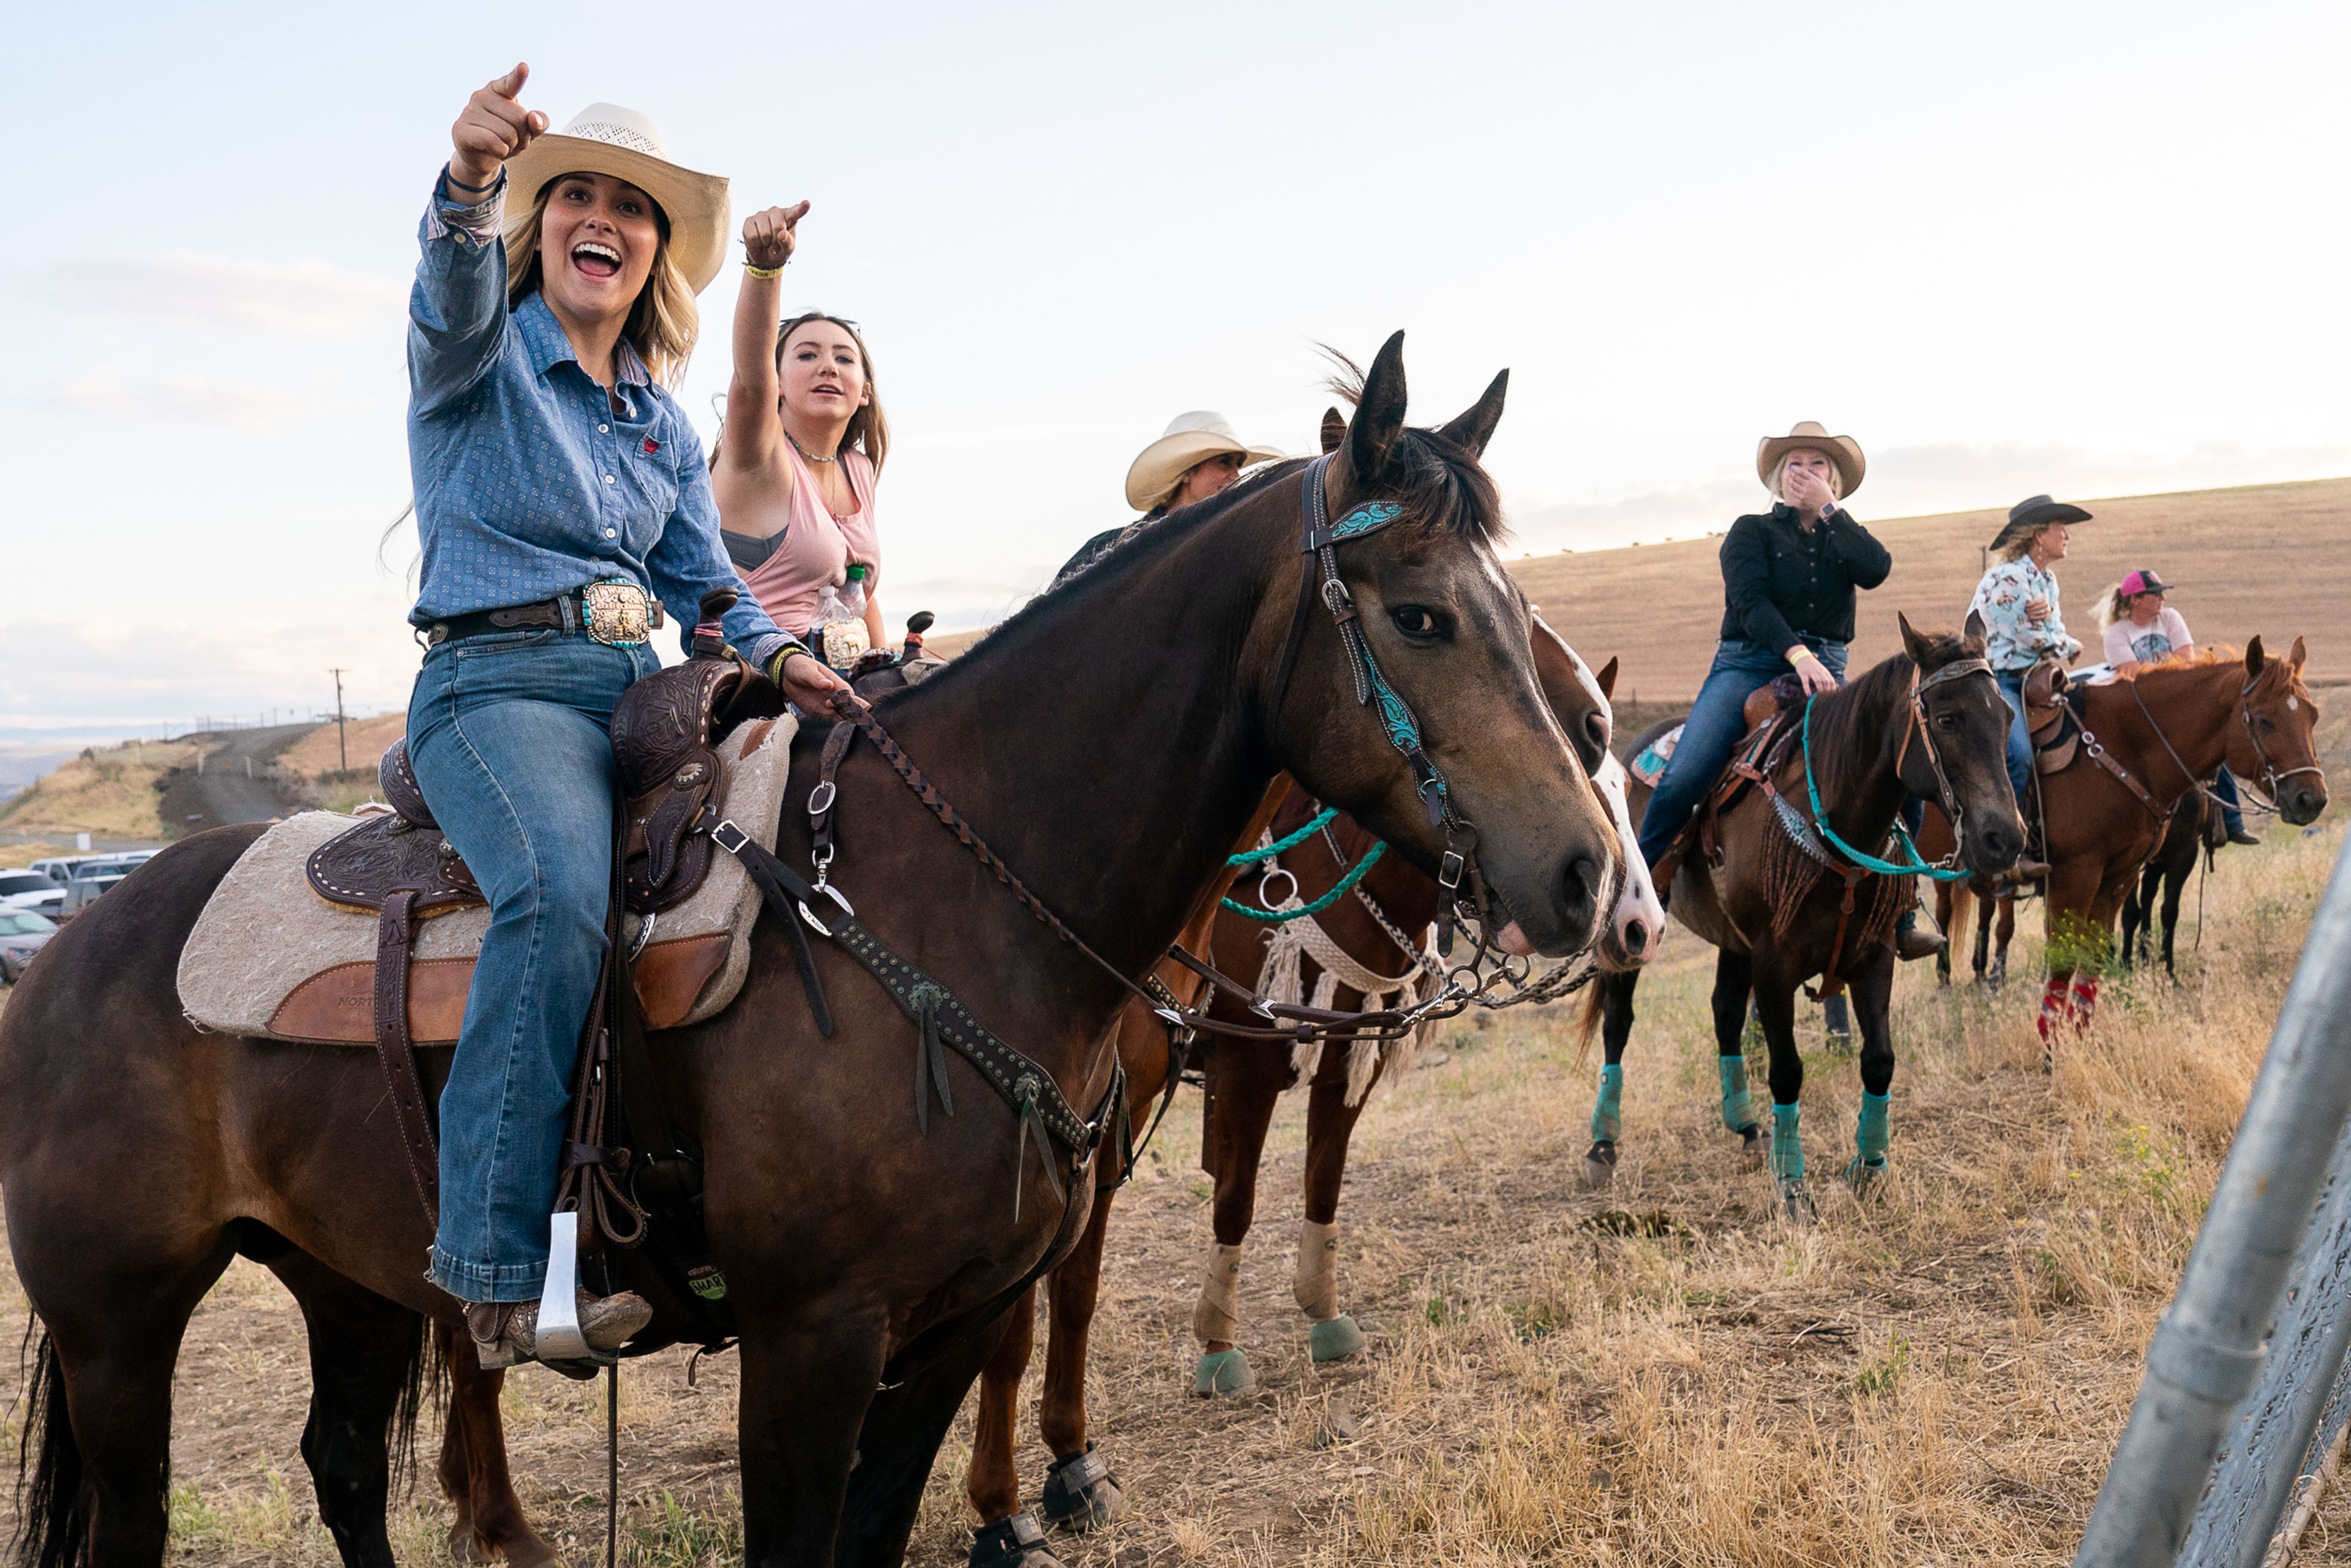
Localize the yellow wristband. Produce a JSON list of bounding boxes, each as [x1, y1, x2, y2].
[[1787, 646, 1818, 666], [744, 261, 785, 280]]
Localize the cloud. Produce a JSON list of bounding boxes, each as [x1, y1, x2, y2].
[[18, 251, 407, 340], [43, 366, 304, 430]]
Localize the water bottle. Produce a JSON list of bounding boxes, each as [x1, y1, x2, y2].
[[814, 565, 871, 671]]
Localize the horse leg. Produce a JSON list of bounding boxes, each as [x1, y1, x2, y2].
[[1582, 969, 1638, 1186], [2039, 863, 2104, 1066], [1842, 947, 1898, 1199], [1990, 893, 2014, 989], [1193, 1045, 1283, 1397], [736, 1312, 886, 1568], [10, 1221, 236, 1567], [2159, 857, 2189, 982], [1933, 881, 1956, 987], [962, 1286, 1062, 1567], [839, 1313, 1023, 1568], [1034, 1188, 1125, 1532], [1293, 1041, 1375, 1364], [1749, 956, 1813, 1223], [270, 1251, 426, 1568], [1709, 950, 1766, 1165], [437, 1324, 560, 1568]]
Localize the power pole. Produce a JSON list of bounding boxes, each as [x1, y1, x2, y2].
[[328, 669, 350, 773]]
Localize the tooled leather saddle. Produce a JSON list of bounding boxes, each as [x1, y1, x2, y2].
[[304, 595, 786, 1221]]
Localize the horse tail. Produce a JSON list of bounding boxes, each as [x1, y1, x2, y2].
[[1574, 980, 1607, 1063], [387, 1310, 440, 1499], [1946, 882, 1976, 956], [14, 1319, 89, 1568]]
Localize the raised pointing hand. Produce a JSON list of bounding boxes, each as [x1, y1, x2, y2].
[[742, 203, 811, 272], [451, 63, 549, 190]]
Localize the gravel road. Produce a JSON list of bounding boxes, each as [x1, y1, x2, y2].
[[159, 724, 314, 832]]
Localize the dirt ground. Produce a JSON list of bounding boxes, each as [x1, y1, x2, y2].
[[4, 817, 2348, 1565]]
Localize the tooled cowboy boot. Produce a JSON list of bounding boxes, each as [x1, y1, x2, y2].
[[1893, 907, 1946, 962], [465, 1290, 653, 1371]]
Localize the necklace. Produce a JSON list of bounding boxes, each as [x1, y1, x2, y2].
[[788, 433, 839, 465]]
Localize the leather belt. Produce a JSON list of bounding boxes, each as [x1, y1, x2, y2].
[[423, 583, 666, 649]]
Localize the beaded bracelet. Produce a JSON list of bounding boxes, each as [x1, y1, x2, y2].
[[744, 261, 786, 280]]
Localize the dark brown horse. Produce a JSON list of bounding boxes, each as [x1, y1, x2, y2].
[[1918, 642, 2325, 1048], [1581, 617, 2025, 1220], [951, 634, 1653, 1567], [1, 334, 1622, 1568], [2120, 792, 2219, 980]]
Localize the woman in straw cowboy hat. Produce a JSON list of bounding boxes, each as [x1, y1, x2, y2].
[[1635, 423, 1941, 959], [1052, 411, 1286, 585], [403, 63, 848, 1368], [713, 200, 893, 662], [1968, 495, 2088, 830]]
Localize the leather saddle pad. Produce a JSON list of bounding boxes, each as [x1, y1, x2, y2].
[[176, 713, 798, 1045]]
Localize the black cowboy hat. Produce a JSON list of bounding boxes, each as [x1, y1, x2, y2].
[[1987, 493, 2093, 553]]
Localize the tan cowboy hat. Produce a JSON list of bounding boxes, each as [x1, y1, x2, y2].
[[504, 102, 731, 294], [1755, 421, 1866, 500], [1125, 411, 1288, 512]]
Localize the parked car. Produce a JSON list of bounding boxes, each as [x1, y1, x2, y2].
[[0, 910, 57, 983], [0, 869, 64, 910], [58, 861, 138, 919], [26, 858, 85, 885]]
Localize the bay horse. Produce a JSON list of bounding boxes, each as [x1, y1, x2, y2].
[[1580, 617, 2024, 1220], [1918, 640, 2324, 1048], [1, 333, 1624, 1568], [954, 626, 1660, 1567]]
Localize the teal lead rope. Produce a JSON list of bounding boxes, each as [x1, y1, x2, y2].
[[1225, 807, 1341, 868], [1221, 839, 1389, 923], [1799, 699, 1971, 882]]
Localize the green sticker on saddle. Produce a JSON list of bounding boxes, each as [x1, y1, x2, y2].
[[688, 1266, 729, 1302]]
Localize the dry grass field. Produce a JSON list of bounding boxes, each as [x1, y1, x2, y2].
[[0, 738, 198, 842], [4, 816, 2347, 1566]]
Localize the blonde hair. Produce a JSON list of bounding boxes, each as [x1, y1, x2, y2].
[[501, 179, 700, 388], [776, 313, 890, 473], [1766, 449, 1844, 503], [2098, 579, 2162, 631], [1992, 523, 2063, 566]]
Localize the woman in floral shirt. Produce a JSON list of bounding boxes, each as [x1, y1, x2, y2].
[[1967, 495, 2088, 827]]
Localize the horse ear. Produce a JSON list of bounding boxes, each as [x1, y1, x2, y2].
[[1346, 331, 1409, 486], [1320, 407, 1346, 455], [1963, 609, 1989, 651], [2246, 636, 2267, 677], [2291, 634, 2308, 671], [1435, 369, 1510, 460], [1898, 611, 1931, 664], [1595, 655, 1619, 701]]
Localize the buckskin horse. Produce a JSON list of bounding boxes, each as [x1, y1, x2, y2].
[[1580, 615, 2024, 1220], [1918, 640, 2325, 1048], [952, 623, 1660, 1566], [0, 333, 1622, 1568]]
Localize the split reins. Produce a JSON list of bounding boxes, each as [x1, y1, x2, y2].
[[2124, 664, 2320, 818]]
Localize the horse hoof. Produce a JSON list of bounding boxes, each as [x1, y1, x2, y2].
[[1780, 1179, 1818, 1225], [970, 1511, 1065, 1568], [1738, 1123, 1768, 1169], [1039, 1445, 1124, 1532], [1582, 1140, 1618, 1187], [1193, 1347, 1256, 1397], [1310, 1314, 1365, 1363], [1843, 1156, 1886, 1200]]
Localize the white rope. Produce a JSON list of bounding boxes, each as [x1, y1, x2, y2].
[[1258, 909, 1439, 1106]]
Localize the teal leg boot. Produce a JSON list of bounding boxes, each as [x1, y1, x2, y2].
[[1843, 1090, 1891, 1198], [1191, 1348, 1255, 1397], [1584, 1063, 1624, 1186], [1771, 1101, 1815, 1223], [1722, 1055, 1766, 1165]]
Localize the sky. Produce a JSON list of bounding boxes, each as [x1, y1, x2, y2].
[[6, 1, 2349, 741]]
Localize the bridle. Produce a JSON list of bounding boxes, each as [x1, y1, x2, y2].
[[2124, 662, 2322, 817], [1267, 452, 1491, 959], [1890, 655, 1998, 859]]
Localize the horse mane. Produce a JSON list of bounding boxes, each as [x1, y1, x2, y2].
[[2106, 644, 2246, 681], [1322, 353, 1508, 545], [1802, 628, 1974, 802]]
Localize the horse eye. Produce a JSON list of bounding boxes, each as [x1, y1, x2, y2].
[[1935, 713, 1959, 730], [1584, 713, 1607, 749], [1390, 606, 1441, 642]]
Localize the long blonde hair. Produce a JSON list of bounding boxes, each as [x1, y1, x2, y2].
[[2098, 580, 2150, 631], [501, 181, 700, 388], [776, 312, 890, 473]]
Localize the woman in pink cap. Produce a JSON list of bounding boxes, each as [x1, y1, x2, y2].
[[2099, 569, 2259, 844]]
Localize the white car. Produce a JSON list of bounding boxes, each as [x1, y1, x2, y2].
[[0, 869, 66, 912]]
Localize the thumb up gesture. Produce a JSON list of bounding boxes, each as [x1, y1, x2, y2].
[[451, 63, 549, 192]]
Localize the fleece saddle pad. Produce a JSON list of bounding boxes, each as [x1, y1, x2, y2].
[[176, 713, 798, 1045], [1629, 724, 1682, 788]]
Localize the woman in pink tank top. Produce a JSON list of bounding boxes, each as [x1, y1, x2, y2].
[[711, 203, 888, 651]]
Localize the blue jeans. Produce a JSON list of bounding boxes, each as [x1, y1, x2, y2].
[[1638, 637, 1848, 867], [1996, 669, 2033, 809], [2215, 765, 2247, 837], [406, 629, 658, 1302]]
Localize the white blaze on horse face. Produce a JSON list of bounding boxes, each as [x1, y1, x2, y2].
[[1592, 752, 1665, 968]]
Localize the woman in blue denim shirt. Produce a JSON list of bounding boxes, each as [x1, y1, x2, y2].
[[407, 65, 849, 1369], [1635, 422, 1942, 961]]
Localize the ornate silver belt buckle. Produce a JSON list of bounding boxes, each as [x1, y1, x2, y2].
[[581, 579, 651, 648]]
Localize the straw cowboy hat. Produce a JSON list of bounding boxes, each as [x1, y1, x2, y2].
[[1755, 421, 1866, 500], [504, 103, 732, 294], [1125, 411, 1287, 512], [1987, 493, 2093, 555]]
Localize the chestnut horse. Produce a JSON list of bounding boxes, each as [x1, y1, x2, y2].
[[1917, 640, 2325, 1048], [1581, 617, 2025, 1220], [954, 629, 1660, 1567], [2, 335, 1624, 1568]]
